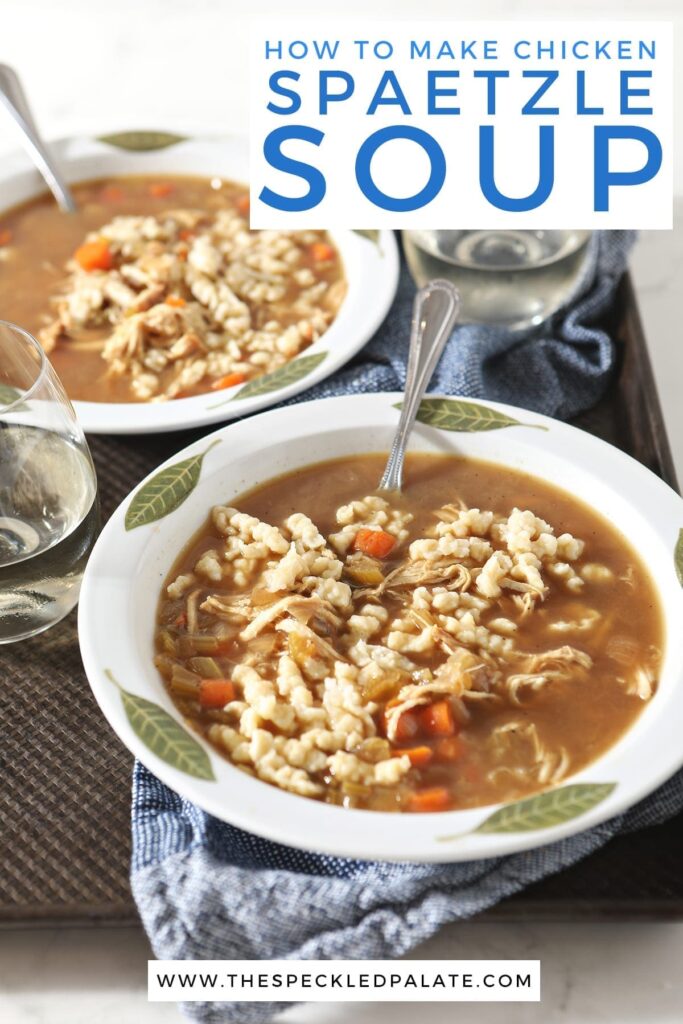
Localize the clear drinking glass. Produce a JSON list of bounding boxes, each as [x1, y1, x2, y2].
[[402, 229, 592, 330], [0, 321, 99, 643]]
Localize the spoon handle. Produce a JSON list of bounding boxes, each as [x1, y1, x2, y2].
[[0, 65, 76, 214], [378, 278, 460, 493]]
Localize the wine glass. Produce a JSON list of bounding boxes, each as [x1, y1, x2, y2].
[[0, 321, 99, 643]]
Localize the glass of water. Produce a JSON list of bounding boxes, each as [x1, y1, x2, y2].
[[0, 321, 99, 643], [402, 230, 592, 330]]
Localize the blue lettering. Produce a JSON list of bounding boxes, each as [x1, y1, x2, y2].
[[577, 70, 604, 115], [411, 40, 430, 59], [319, 71, 354, 114], [427, 71, 460, 114], [522, 71, 559, 115], [374, 41, 393, 59], [313, 40, 339, 59], [620, 70, 653, 114], [594, 126, 662, 211], [366, 71, 412, 115], [473, 70, 509, 115], [259, 126, 326, 212], [480, 125, 554, 211], [267, 71, 301, 115], [355, 127, 445, 211]]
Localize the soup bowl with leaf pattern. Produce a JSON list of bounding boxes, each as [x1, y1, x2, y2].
[[0, 131, 398, 435], [79, 393, 683, 862]]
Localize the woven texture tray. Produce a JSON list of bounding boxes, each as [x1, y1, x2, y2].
[[1, 275, 680, 926]]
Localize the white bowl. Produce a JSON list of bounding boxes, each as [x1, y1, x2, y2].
[[79, 394, 683, 862], [0, 132, 398, 435]]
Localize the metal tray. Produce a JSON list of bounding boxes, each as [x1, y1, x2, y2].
[[1, 274, 679, 927]]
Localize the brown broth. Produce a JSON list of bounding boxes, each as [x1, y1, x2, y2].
[[156, 453, 663, 811], [0, 175, 344, 402]]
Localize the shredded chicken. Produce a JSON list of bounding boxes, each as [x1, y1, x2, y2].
[[516, 645, 593, 676], [488, 722, 569, 786], [379, 560, 471, 594], [239, 595, 339, 641], [384, 649, 482, 740], [40, 202, 345, 400]]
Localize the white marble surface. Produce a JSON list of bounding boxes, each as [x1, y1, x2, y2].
[[1, 2, 682, 1022], [3, 920, 683, 1023]]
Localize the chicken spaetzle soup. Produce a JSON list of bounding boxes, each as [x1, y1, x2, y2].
[[0, 175, 345, 403], [155, 453, 663, 813]]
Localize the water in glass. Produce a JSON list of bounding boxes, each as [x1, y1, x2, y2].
[[403, 229, 591, 330], [0, 322, 99, 642]]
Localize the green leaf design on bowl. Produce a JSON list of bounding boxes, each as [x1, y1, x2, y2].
[[210, 351, 328, 407], [353, 229, 380, 243], [106, 671, 214, 780], [438, 783, 615, 841], [353, 229, 382, 253], [674, 529, 683, 586], [97, 131, 188, 151], [396, 397, 547, 433], [125, 439, 219, 530]]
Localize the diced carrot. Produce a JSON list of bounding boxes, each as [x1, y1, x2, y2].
[[74, 238, 113, 272], [0, 228, 13, 246], [101, 184, 125, 203], [215, 637, 237, 656], [210, 372, 247, 391], [309, 241, 335, 262], [353, 528, 396, 559], [408, 787, 451, 813], [174, 612, 187, 628], [166, 295, 186, 308], [199, 678, 236, 709], [392, 745, 433, 768], [149, 182, 174, 198], [382, 702, 419, 742], [235, 194, 250, 216], [178, 227, 195, 241], [177, 246, 188, 262], [434, 736, 462, 762], [393, 709, 420, 743], [420, 700, 456, 737]]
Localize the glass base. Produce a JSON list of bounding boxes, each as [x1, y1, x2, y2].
[[0, 598, 78, 644]]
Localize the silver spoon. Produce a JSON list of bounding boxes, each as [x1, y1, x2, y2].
[[378, 278, 460, 493], [0, 65, 76, 213]]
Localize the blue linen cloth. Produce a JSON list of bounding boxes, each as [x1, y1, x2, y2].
[[131, 230, 683, 1023]]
